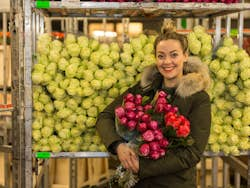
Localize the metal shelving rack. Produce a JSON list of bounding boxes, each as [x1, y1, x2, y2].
[[9, 1, 250, 188]]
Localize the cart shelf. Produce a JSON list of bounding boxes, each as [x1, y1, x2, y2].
[[34, 2, 250, 18]]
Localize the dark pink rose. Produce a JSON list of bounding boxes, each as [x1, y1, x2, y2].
[[139, 143, 150, 157], [124, 93, 134, 102], [119, 117, 127, 125], [176, 125, 190, 138], [144, 104, 153, 111], [126, 111, 136, 120], [148, 120, 158, 130], [127, 120, 137, 131], [159, 149, 166, 157], [115, 107, 125, 119], [164, 104, 172, 112], [137, 122, 147, 133], [170, 106, 178, 113], [136, 105, 144, 111], [141, 114, 151, 122], [135, 111, 144, 120], [154, 129, 163, 140], [135, 94, 142, 105], [149, 141, 160, 151], [155, 103, 165, 113], [149, 151, 160, 160], [159, 138, 169, 148], [157, 97, 167, 104], [124, 101, 136, 111], [158, 91, 167, 98], [142, 130, 154, 142]]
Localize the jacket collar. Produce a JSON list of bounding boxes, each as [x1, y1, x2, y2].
[[140, 56, 211, 98]]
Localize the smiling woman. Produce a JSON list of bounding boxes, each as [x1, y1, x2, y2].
[[96, 19, 211, 188]]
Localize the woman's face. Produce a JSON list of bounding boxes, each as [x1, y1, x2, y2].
[[155, 39, 188, 84]]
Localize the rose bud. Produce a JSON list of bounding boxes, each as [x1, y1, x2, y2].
[[155, 103, 165, 113], [142, 130, 155, 142], [164, 104, 172, 112], [137, 122, 147, 133], [158, 91, 167, 98], [177, 125, 190, 138], [115, 107, 125, 119], [119, 117, 127, 125], [144, 104, 153, 111], [141, 114, 151, 122], [154, 129, 163, 140], [124, 93, 134, 102], [159, 149, 166, 157], [127, 120, 137, 131], [149, 141, 160, 151], [124, 101, 136, 111], [157, 97, 167, 104], [148, 120, 158, 130], [149, 151, 160, 160], [135, 94, 142, 105], [126, 111, 136, 120], [139, 143, 150, 157], [135, 111, 144, 120], [159, 138, 169, 148], [136, 105, 144, 111]]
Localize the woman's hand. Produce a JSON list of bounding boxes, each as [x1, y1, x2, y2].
[[116, 143, 139, 173]]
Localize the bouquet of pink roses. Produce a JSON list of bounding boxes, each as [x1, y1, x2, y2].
[[112, 91, 193, 187]]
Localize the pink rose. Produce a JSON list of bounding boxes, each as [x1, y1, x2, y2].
[[135, 111, 144, 120], [139, 143, 150, 157], [149, 151, 160, 160], [148, 120, 158, 130], [176, 125, 190, 138], [127, 120, 137, 131], [141, 114, 151, 122], [126, 111, 136, 120], [124, 102, 136, 111], [159, 138, 169, 148], [115, 107, 125, 119], [159, 149, 166, 157], [119, 117, 127, 125], [170, 106, 178, 113], [136, 105, 144, 111], [149, 141, 160, 151], [144, 104, 153, 111], [155, 103, 165, 113], [164, 104, 172, 112], [124, 93, 134, 102], [137, 122, 147, 133], [142, 130, 155, 142], [135, 94, 142, 105], [158, 91, 167, 98], [157, 97, 167, 104], [154, 129, 163, 140]]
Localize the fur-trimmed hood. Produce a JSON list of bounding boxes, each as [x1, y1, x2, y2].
[[140, 56, 211, 98]]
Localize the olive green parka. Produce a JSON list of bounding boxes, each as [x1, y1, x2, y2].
[[96, 56, 211, 188]]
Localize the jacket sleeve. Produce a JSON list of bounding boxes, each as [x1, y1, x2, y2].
[[96, 84, 140, 153], [139, 91, 211, 179]]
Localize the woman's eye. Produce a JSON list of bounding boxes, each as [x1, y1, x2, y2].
[[157, 54, 164, 59], [171, 53, 178, 58]]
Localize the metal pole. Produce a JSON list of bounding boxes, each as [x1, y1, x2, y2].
[[223, 161, 229, 188], [122, 18, 130, 43], [70, 159, 78, 188], [200, 157, 206, 188], [214, 17, 222, 49], [3, 11, 10, 188], [234, 171, 241, 188], [83, 18, 88, 36], [212, 157, 218, 188], [24, 0, 33, 187], [226, 15, 231, 37], [238, 11, 244, 48]]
